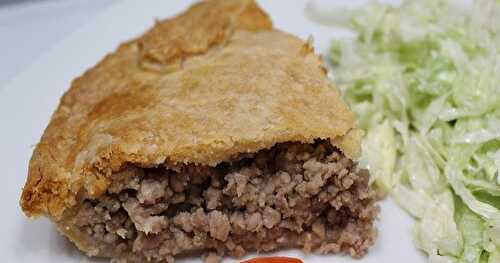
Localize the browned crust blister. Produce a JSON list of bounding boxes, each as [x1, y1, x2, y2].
[[20, 0, 358, 224]]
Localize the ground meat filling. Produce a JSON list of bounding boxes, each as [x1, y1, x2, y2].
[[68, 140, 379, 262]]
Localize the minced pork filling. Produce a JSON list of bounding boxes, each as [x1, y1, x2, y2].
[[67, 140, 379, 262]]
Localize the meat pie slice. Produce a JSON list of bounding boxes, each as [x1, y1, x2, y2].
[[20, 0, 379, 262]]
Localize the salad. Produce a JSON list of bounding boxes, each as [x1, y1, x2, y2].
[[317, 0, 500, 262]]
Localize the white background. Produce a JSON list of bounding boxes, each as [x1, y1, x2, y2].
[[0, 0, 425, 262], [0, 0, 115, 88]]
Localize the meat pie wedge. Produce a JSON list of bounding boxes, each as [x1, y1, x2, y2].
[[20, 0, 379, 262]]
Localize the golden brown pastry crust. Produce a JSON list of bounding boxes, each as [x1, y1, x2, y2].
[[20, 0, 358, 220]]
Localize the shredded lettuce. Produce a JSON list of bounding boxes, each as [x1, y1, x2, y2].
[[322, 0, 500, 261]]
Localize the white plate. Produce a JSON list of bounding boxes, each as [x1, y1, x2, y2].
[[0, 0, 425, 262]]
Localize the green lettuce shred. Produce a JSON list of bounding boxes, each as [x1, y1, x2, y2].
[[324, 0, 500, 262]]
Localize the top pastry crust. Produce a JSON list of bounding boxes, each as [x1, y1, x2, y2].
[[20, 0, 358, 220]]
